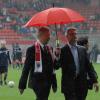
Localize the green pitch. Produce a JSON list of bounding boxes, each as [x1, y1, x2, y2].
[[0, 64, 100, 100]]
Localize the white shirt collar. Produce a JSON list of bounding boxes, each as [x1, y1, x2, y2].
[[68, 43, 77, 49]]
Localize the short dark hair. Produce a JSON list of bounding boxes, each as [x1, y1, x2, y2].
[[38, 27, 49, 33], [66, 28, 76, 36], [77, 36, 88, 46], [67, 28, 76, 34]]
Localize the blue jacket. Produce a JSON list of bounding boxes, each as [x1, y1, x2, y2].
[[0, 47, 11, 67]]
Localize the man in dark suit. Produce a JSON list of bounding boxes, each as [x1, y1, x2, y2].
[[18, 27, 57, 100], [55, 28, 99, 100], [77, 36, 99, 90]]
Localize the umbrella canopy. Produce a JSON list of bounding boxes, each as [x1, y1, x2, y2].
[[24, 7, 85, 27]]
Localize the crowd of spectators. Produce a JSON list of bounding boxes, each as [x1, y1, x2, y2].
[[0, 0, 100, 36]]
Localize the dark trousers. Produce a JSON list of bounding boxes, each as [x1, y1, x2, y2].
[[33, 80, 51, 100], [64, 78, 88, 100], [64, 89, 88, 100]]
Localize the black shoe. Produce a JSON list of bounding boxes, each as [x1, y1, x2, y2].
[[4, 81, 7, 85], [0, 81, 3, 86]]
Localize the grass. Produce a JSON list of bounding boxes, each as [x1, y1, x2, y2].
[[0, 63, 100, 100]]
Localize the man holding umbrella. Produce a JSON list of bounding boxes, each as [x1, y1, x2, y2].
[[18, 27, 57, 100], [55, 27, 99, 100]]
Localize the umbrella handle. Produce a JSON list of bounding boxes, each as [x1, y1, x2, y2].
[[55, 24, 60, 47], [56, 39, 60, 47]]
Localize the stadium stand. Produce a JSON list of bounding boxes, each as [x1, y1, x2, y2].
[[0, 0, 100, 48]]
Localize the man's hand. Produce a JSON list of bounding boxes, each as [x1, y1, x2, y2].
[[19, 89, 24, 95], [54, 48, 61, 60], [93, 83, 99, 92]]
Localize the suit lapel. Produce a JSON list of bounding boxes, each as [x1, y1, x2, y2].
[[65, 45, 76, 65], [76, 46, 82, 72]]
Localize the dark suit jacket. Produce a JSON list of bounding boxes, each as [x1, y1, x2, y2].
[[18, 45, 55, 90], [56, 44, 98, 93], [0, 47, 11, 67]]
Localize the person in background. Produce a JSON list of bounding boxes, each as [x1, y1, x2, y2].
[[12, 43, 22, 69], [18, 27, 57, 100], [77, 36, 99, 91], [0, 40, 11, 86], [90, 44, 99, 63], [15, 47, 23, 68]]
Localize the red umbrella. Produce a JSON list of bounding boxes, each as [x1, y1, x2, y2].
[[24, 7, 85, 46], [24, 7, 85, 27]]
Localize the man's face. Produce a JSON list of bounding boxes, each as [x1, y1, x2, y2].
[[67, 29, 77, 45], [39, 31, 50, 44]]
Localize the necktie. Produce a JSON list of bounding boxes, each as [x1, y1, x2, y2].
[[43, 45, 48, 53]]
